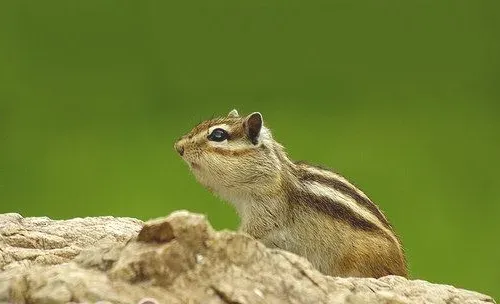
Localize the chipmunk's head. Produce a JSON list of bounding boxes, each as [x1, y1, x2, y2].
[[174, 109, 283, 195]]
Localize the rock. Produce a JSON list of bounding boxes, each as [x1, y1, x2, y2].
[[0, 213, 143, 273], [0, 210, 495, 304]]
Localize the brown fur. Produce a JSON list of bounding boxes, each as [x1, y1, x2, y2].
[[285, 186, 384, 233], [296, 165, 392, 229], [336, 231, 408, 277], [205, 146, 255, 157]]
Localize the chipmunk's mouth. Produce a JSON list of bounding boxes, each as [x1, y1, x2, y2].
[[190, 162, 201, 170]]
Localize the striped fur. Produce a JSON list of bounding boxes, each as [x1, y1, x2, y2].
[[295, 162, 392, 229], [175, 109, 408, 278]]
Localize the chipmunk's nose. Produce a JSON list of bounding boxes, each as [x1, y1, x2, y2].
[[174, 142, 184, 156]]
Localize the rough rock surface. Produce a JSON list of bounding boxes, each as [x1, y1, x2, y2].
[[0, 211, 496, 304], [0, 213, 143, 273]]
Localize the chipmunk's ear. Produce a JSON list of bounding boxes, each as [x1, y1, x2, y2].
[[244, 112, 263, 145], [228, 109, 239, 118]]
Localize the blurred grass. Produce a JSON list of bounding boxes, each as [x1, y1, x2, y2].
[[0, 0, 499, 299]]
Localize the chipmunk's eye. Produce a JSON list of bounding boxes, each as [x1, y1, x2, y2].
[[208, 128, 229, 142]]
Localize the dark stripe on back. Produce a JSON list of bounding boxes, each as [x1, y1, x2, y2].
[[295, 162, 392, 230], [286, 187, 382, 232]]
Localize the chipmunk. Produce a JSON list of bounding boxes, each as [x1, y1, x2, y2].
[[174, 109, 407, 278]]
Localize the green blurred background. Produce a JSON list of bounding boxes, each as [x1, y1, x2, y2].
[[1, 0, 499, 298]]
